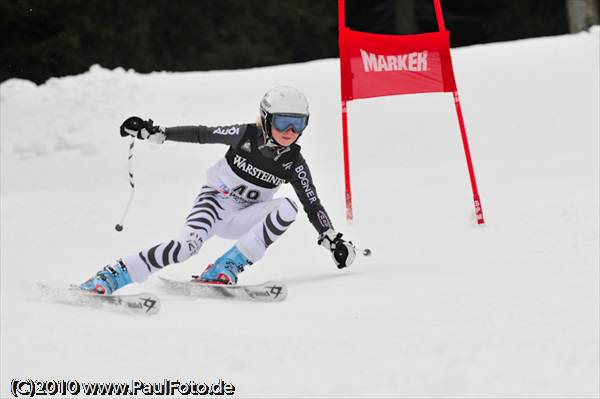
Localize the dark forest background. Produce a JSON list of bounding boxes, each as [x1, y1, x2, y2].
[[0, 0, 594, 84]]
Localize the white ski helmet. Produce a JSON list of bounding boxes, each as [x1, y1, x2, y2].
[[260, 86, 310, 138]]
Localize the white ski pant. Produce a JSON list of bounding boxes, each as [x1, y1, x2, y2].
[[123, 186, 299, 283]]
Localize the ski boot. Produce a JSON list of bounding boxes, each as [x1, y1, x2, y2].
[[79, 260, 133, 294], [196, 246, 251, 285]]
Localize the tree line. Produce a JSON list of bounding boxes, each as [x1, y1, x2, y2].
[[0, 0, 578, 84]]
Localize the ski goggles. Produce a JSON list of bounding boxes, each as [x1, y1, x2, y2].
[[271, 114, 308, 134]]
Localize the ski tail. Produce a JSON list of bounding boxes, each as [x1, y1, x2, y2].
[[37, 283, 160, 315]]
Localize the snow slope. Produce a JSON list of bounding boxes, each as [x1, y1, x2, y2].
[[1, 28, 599, 398]]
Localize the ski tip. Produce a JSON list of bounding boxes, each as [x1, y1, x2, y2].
[[158, 277, 287, 302], [252, 281, 287, 302]]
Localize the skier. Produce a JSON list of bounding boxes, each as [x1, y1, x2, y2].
[[80, 86, 356, 294]]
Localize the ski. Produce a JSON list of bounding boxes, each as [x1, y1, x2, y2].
[[158, 277, 287, 302], [37, 283, 160, 315]]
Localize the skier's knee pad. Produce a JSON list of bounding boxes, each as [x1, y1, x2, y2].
[[277, 197, 298, 224]]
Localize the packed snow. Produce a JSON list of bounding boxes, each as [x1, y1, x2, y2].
[[1, 28, 599, 398]]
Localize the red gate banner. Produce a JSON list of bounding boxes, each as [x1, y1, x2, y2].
[[340, 29, 457, 101], [338, 0, 485, 225]]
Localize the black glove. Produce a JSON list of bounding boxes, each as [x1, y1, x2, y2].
[[120, 116, 166, 143], [318, 229, 357, 269]]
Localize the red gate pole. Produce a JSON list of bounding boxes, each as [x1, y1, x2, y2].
[[341, 100, 353, 221], [338, 0, 353, 222], [452, 91, 485, 224], [434, 0, 485, 224]]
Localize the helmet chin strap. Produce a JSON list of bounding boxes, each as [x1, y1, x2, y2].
[[259, 129, 293, 161]]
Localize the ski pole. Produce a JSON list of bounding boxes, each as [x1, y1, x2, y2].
[[355, 246, 372, 256], [115, 137, 136, 231]]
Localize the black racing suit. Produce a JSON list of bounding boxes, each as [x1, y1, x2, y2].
[[165, 123, 334, 234]]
